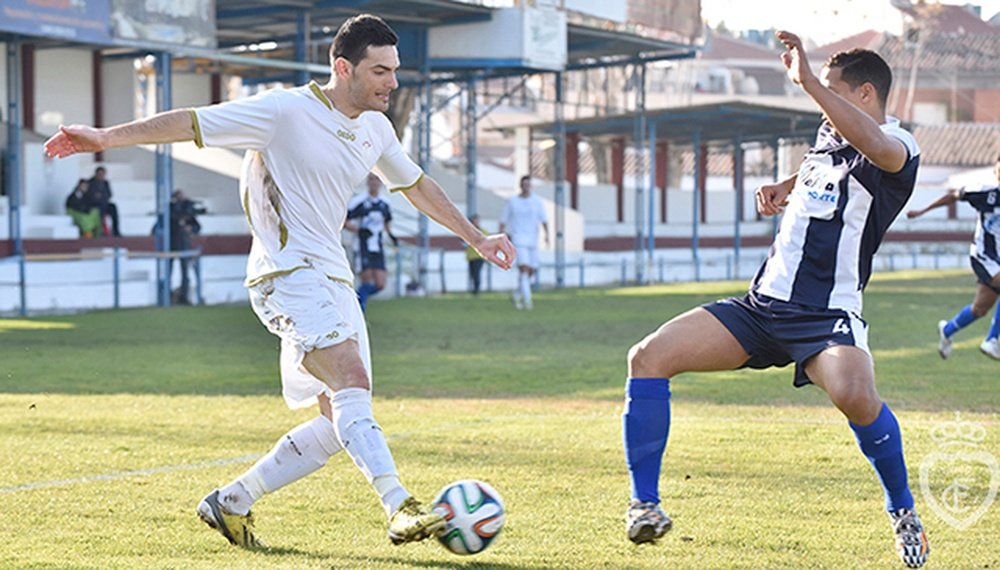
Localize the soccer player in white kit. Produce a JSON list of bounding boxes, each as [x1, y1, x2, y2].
[[500, 175, 549, 310], [43, 14, 515, 549]]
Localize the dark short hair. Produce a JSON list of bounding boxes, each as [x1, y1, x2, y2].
[[331, 14, 398, 66], [94, 166, 106, 174], [520, 175, 531, 184], [825, 49, 892, 109]]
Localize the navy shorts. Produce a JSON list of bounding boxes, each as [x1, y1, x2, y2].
[[970, 255, 1000, 294], [359, 251, 386, 271], [703, 292, 870, 387]]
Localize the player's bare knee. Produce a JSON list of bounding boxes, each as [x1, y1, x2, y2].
[[341, 364, 371, 390], [972, 301, 991, 318], [628, 340, 667, 377], [827, 379, 880, 423]]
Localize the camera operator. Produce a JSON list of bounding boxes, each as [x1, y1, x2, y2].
[[160, 189, 205, 304]]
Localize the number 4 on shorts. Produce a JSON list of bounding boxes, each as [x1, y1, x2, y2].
[[832, 318, 850, 335]]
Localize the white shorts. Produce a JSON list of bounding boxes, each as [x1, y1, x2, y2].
[[248, 268, 371, 409], [515, 244, 539, 270]]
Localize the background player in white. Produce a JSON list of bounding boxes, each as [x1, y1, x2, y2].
[[500, 175, 549, 310], [43, 14, 515, 549], [906, 154, 1000, 360], [620, 32, 929, 568], [346, 173, 397, 311]]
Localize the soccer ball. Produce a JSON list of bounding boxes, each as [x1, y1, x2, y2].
[[431, 479, 506, 555]]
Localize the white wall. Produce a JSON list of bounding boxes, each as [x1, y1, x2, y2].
[[34, 48, 93, 136], [101, 58, 139, 165], [172, 72, 212, 110]]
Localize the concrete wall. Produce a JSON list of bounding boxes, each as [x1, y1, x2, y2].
[[34, 48, 93, 135]]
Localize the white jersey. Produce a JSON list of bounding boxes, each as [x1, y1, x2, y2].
[[501, 194, 547, 247], [192, 82, 421, 286]]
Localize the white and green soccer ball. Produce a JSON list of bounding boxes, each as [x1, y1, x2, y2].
[[431, 479, 506, 555]]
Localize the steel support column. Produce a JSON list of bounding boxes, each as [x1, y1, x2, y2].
[[646, 119, 656, 277], [692, 130, 702, 281], [656, 141, 668, 223], [295, 10, 310, 86], [733, 135, 744, 277], [154, 52, 173, 306], [464, 78, 477, 217], [553, 71, 566, 288], [417, 32, 431, 289], [632, 64, 646, 284], [6, 42, 25, 315]]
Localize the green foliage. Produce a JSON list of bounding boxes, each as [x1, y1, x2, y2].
[[0, 271, 997, 569]]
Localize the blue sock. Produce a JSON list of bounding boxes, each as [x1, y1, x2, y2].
[[357, 283, 376, 311], [943, 305, 978, 337], [850, 403, 913, 512], [988, 306, 1000, 341], [623, 377, 671, 504]]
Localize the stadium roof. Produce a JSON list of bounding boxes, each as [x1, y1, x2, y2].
[[205, 0, 698, 78], [525, 100, 823, 145]]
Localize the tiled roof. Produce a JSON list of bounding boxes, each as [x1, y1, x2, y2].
[[702, 32, 781, 61], [878, 32, 1000, 73], [897, 3, 997, 34], [913, 123, 1000, 166], [813, 30, 886, 60]]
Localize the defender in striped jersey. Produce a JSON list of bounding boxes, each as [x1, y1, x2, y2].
[[622, 31, 929, 568], [907, 156, 1000, 360]]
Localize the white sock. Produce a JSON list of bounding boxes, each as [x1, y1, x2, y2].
[[520, 273, 532, 305], [218, 416, 341, 516], [331, 387, 409, 516]]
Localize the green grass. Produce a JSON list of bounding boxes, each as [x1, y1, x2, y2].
[[0, 270, 998, 569]]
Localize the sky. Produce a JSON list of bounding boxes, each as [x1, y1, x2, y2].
[[700, 0, 1000, 45]]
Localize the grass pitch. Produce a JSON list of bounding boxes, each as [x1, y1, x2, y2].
[[1, 270, 998, 569]]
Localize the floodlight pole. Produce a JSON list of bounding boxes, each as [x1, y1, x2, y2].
[[154, 51, 173, 307]]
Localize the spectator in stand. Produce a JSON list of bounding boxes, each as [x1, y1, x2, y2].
[[65, 179, 102, 237], [86, 166, 121, 236]]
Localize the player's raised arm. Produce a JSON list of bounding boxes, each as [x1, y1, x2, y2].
[[401, 176, 515, 270], [44, 109, 196, 158], [776, 30, 907, 174]]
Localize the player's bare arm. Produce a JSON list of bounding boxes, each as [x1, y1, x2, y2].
[[755, 173, 797, 216], [402, 176, 515, 269], [906, 188, 961, 218], [776, 30, 907, 173], [43, 109, 196, 158]]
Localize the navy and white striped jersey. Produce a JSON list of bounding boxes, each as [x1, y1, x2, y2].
[[347, 194, 392, 256], [752, 118, 920, 314], [959, 185, 1000, 262]]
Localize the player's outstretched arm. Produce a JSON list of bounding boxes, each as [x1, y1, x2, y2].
[[44, 109, 196, 158], [906, 189, 960, 219], [402, 176, 515, 270], [775, 30, 907, 174]]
